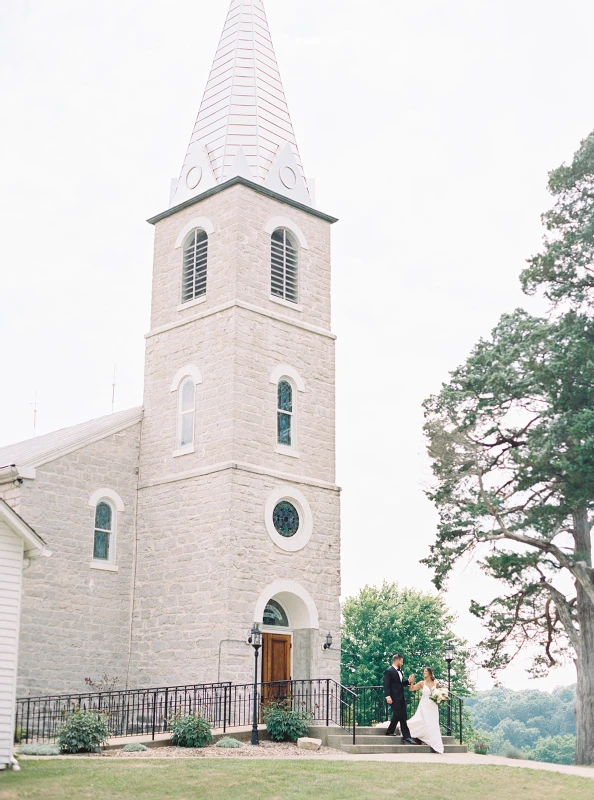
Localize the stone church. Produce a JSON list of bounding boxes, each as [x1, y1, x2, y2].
[[0, 0, 341, 698]]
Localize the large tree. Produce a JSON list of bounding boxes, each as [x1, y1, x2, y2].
[[423, 307, 594, 764], [340, 582, 470, 692]]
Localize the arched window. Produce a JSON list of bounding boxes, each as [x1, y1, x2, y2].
[[93, 501, 113, 562], [277, 380, 293, 446], [263, 599, 289, 627], [177, 377, 196, 449], [271, 228, 298, 303], [182, 229, 208, 303]]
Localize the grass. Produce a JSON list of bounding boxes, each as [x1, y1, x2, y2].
[[1, 760, 593, 800]]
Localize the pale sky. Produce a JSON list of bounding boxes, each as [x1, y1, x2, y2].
[[2, 0, 593, 691]]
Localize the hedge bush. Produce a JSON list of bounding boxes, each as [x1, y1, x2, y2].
[[169, 714, 212, 748], [122, 743, 149, 752], [57, 710, 109, 753], [262, 700, 312, 742], [216, 737, 243, 749]]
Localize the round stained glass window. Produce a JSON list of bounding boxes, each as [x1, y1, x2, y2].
[[273, 500, 300, 537]]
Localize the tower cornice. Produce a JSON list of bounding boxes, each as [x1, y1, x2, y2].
[[147, 176, 338, 226]]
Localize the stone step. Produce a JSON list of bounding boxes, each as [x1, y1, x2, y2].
[[338, 744, 469, 755], [328, 735, 456, 748], [349, 729, 457, 743]]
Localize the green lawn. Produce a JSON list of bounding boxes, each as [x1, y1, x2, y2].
[[1, 760, 593, 800]]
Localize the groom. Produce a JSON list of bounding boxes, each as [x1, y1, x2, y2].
[[383, 653, 415, 743]]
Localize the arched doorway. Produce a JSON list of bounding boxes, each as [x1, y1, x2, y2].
[[261, 599, 291, 687], [255, 580, 319, 685]]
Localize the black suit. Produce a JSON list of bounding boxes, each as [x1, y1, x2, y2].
[[383, 665, 411, 738]]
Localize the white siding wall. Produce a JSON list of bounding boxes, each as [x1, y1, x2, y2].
[[0, 522, 24, 768]]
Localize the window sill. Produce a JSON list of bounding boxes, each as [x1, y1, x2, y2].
[[177, 296, 207, 312], [173, 445, 195, 458], [269, 296, 303, 313], [90, 562, 118, 572], [275, 445, 300, 459]]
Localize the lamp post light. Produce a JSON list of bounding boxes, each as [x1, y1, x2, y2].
[[444, 644, 455, 736], [323, 632, 333, 650], [249, 622, 262, 745]]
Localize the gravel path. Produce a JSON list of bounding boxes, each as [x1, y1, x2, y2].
[[103, 741, 347, 759]]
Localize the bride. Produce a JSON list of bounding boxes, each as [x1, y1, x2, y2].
[[407, 668, 444, 753]]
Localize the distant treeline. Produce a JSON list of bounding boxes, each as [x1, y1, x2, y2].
[[466, 685, 576, 764]]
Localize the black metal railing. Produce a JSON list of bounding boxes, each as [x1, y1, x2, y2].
[[220, 679, 357, 744], [349, 685, 464, 744], [15, 682, 231, 744], [15, 678, 357, 745]]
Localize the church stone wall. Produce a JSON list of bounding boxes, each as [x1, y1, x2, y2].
[[233, 307, 336, 484], [9, 423, 141, 696], [129, 469, 236, 688], [129, 466, 340, 689], [149, 184, 332, 336]]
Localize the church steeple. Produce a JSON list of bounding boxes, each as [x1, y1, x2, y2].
[[171, 0, 311, 208]]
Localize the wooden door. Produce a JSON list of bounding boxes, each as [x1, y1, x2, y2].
[[262, 633, 291, 701]]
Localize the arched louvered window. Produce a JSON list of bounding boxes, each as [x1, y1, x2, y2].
[[93, 501, 114, 562], [271, 228, 298, 303], [182, 229, 208, 303], [277, 380, 293, 446], [177, 377, 196, 449]]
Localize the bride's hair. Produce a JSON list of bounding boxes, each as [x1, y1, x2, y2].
[[425, 668, 435, 681]]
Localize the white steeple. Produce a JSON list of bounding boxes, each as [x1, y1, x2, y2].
[[171, 0, 311, 208]]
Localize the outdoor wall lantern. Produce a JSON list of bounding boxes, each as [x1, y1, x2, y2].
[[249, 622, 262, 746], [323, 632, 333, 650]]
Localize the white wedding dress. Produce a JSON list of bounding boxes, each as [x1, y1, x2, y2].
[[407, 683, 444, 753]]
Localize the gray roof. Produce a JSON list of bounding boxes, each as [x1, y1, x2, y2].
[[0, 407, 143, 469]]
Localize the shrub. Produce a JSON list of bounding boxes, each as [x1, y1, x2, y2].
[[262, 700, 312, 742], [216, 737, 243, 749], [503, 743, 525, 759], [169, 714, 212, 748], [526, 735, 576, 765], [18, 744, 61, 756], [122, 743, 149, 752], [474, 742, 489, 755], [57, 710, 109, 753]]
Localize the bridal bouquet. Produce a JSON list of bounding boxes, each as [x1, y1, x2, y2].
[[429, 686, 449, 705]]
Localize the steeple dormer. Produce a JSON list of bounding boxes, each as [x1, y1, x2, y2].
[[171, 0, 311, 209]]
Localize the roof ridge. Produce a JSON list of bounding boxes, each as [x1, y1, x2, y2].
[[0, 407, 143, 470]]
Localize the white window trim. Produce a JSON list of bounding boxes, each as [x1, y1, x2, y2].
[[264, 486, 313, 552], [90, 561, 119, 573], [270, 366, 306, 393], [275, 444, 300, 458], [177, 295, 208, 312], [269, 295, 303, 312], [170, 365, 203, 392], [173, 444, 195, 458], [88, 488, 125, 512], [275, 378, 297, 454], [88, 492, 122, 569], [174, 217, 215, 249], [176, 376, 196, 452], [271, 367, 304, 457], [264, 217, 309, 250]]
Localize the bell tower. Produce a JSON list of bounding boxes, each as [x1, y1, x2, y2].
[[130, 0, 341, 688]]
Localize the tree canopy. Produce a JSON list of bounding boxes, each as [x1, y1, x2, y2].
[[340, 582, 470, 693], [423, 309, 594, 674], [521, 132, 594, 307]]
